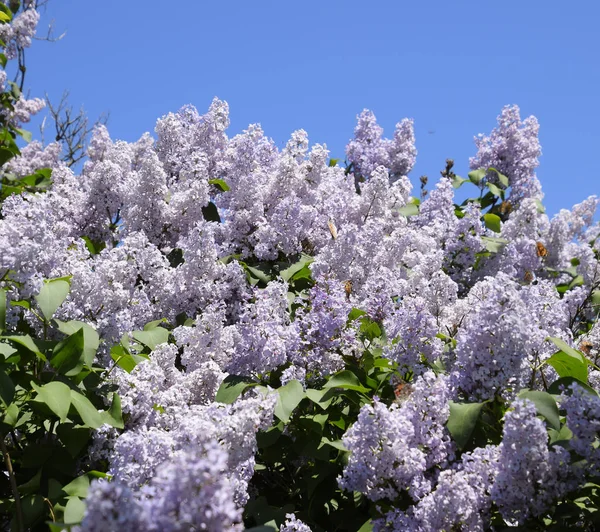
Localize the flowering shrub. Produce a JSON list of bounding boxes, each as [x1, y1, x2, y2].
[[1, 6, 600, 532]]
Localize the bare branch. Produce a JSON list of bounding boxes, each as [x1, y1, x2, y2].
[[44, 91, 109, 167]]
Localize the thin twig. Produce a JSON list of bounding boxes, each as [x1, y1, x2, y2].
[[0, 436, 24, 532]]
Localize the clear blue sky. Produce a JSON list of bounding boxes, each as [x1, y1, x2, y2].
[[24, 1, 599, 216]]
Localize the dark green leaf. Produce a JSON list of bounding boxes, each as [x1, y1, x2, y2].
[[548, 377, 598, 396], [305, 388, 335, 410], [447, 401, 485, 450], [202, 201, 221, 222], [359, 317, 382, 341], [21, 494, 44, 527], [518, 390, 560, 430], [324, 370, 369, 393], [51, 328, 85, 375], [53, 320, 99, 367], [0, 368, 14, 406]]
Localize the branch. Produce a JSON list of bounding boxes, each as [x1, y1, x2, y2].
[[0, 436, 24, 532]]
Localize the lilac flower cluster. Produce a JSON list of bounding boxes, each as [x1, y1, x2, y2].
[[339, 372, 452, 502], [346, 110, 417, 180], [81, 442, 243, 532], [562, 384, 600, 476]]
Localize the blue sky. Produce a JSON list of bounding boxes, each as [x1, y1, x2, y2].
[[24, 1, 599, 216]]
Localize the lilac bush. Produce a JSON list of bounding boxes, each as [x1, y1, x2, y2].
[[1, 27, 600, 527]]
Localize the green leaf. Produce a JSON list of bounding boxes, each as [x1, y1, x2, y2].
[[319, 437, 348, 452], [488, 167, 509, 187], [70, 390, 104, 429], [348, 308, 367, 322], [468, 168, 487, 185], [56, 423, 91, 458], [545, 351, 588, 383], [548, 376, 598, 396], [447, 401, 485, 450], [132, 326, 170, 350], [548, 337, 585, 360], [10, 299, 30, 310], [534, 198, 546, 213], [481, 236, 508, 253], [0, 368, 14, 406], [63, 496, 86, 525], [3, 402, 19, 426], [102, 393, 124, 429], [31, 381, 71, 421], [0, 53, 6, 68], [279, 254, 314, 282], [451, 175, 469, 189], [241, 263, 272, 284], [483, 213, 502, 233], [53, 320, 99, 367], [305, 388, 335, 410], [202, 201, 221, 222], [359, 316, 382, 341], [51, 328, 85, 375], [35, 278, 70, 321], [397, 203, 419, 217], [323, 370, 370, 393], [518, 390, 560, 430], [62, 475, 90, 498], [358, 520, 374, 532], [208, 178, 230, 192], [21, 494, 44, 527], [215, 375, 257, 404], [329, 158, 340, 167], [486, 182, 503, 198], [143, 318, 168, 330], [3, 334, 46, 361], [15, 127, 32, 142], [0, 11, 11, 23], [109, 344, 148, 373], [274, 380, 305, 423]]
